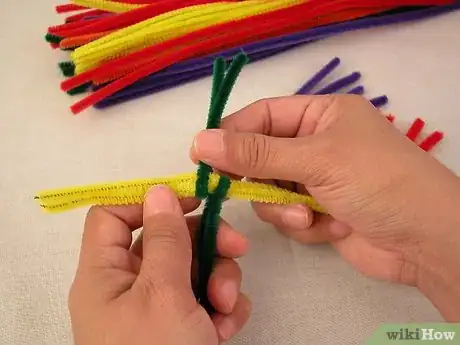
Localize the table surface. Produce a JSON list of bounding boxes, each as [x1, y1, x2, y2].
[[1, 2, 459, 344]]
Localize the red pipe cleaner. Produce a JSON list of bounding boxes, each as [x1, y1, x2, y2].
[[419, 131, 444, 151], [386, 114, 395, 123], [387, 115, 444, 152], [55, 4, 87, 13], [406, 117, 425, 141], [49, 17, 101, 35]]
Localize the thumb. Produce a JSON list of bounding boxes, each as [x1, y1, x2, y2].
[[192, 129, 327, 184], [137, 186, 193, 292]]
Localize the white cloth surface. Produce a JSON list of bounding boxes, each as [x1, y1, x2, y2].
[[1, 2, 459, 344]]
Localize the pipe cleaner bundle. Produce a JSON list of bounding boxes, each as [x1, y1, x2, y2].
[[45, 0, 460, 114]]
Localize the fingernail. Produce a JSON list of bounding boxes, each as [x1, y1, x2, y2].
[[193, 129, 225, 159], [216, 317, 236, 341], [144, 185, 178, 217], [221, 280, 238, 312], [281, 205, 310, 230]]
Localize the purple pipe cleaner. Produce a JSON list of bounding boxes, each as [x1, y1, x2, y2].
[[314, 72, 361, 95], [370, 95, 389, 108], [348, 85, 365, 95], [296, 57, 340, 95]]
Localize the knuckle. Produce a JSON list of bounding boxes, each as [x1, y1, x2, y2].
[[250, 98, 273, 133], [252, 98, 271, 114], [240, 134, 270, 172], [143, 219, 181, 249], [318, 93, 340, 106], [330, 93, 371, 114]]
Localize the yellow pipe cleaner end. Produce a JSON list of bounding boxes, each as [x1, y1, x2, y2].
[[72, 0, 144, 13], [34, 172, 327, 214]]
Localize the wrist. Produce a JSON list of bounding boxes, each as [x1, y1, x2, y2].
[[414, 169, 460, 321], [417, 250, 460, 321]]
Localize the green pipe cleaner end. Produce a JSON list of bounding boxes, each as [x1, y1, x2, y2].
[[210, 57, 226, 110], [45, 33, 63, 44], [67, 83, 90, 95], [195, 53, 249, 198], [206, 53, 249, 129], [58, 61, 75, 77]]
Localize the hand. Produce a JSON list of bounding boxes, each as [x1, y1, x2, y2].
[[69, 186, 251, 345], [190, 94, 460, 321]]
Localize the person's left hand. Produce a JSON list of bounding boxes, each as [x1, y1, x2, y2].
[[69, 186, 251, 345]]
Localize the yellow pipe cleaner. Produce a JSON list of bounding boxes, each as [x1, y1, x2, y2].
[[73, 2, 235, 69], [71, 0, 304, 74], [72, 0, 145, 13], [34, 172, 326, 214], [72, 0, 302, 73]]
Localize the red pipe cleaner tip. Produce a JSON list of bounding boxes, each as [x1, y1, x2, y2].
[[406, 117, 425, 141], [386, 114, 395, 122], [55, 4, 86, 14], [419, 131, 444, 152]]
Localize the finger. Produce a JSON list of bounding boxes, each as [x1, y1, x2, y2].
[[253, 200, 350, 244], [191, 128, 330, 185], [103, 198, 201, 231], [252, 202, 314, 233], [80, 206, 141, 273], [187, 216, 249, 259], [208, 258, 242, 315], [131, 217, 249, 261], [212, 294, 252, 342], [220, 95, 336, 137], [77, 206, 144, 301], [189, 96, 335, 181], [137, 186, 193, 292], [280, 214, 352, 244], [190, 148, 242, 182]]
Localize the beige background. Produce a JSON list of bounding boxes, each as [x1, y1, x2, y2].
[[1, 2, 459, 344]]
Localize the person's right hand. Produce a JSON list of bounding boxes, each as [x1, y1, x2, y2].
[[190, 95, 460, 321]]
